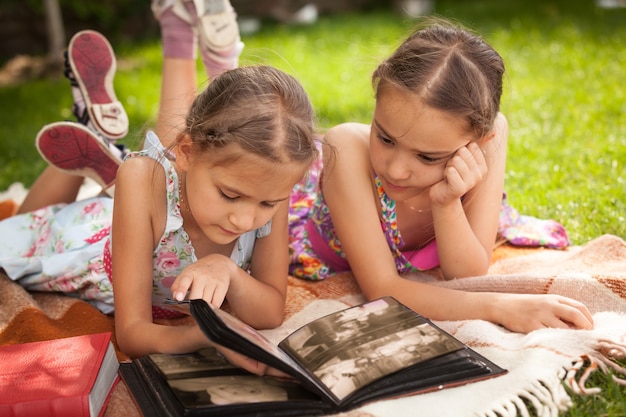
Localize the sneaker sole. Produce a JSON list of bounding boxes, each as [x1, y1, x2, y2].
[[68, 30, 129, 140], [195, 0, 240, 52], [36, 122, 121, 189]]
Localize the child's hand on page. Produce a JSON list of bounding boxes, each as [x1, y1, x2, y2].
[[170, 254, 236, 308]]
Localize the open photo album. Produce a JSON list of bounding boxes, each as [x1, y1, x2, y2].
[[121, 296, 506, 416]]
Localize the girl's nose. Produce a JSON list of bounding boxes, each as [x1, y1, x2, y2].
[[386, 153, 410, 182], [229, 206, 256, 232]]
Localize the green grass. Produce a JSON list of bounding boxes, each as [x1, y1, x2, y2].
[[0, 2, 624, 413], [1, 0, 624, 244]]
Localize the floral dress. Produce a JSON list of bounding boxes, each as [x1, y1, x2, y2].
[[0, 195, 115, 313], [289, 154, 570, 281], [288, 158, 438, 280]]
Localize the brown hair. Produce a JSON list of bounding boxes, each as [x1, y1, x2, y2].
[[183, 65, 318, 167], [372, 20, 505, 139]]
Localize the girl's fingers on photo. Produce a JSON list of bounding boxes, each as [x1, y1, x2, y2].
[[202, 280, 228, 308], [178, 273, 226, 308], [171, 274, 193, 301]]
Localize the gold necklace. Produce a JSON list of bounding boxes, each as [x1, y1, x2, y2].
[[178, 172, 193, 216], [403, 200, 432, 213]]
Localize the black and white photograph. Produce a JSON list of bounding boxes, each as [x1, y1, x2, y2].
[[149, 347, 237, 378], [169, 375, 319, 407]]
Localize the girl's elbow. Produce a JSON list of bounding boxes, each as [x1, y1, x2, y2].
[[360, 282, 394, 301], [252, 310, 284, 330], [116, 331, 141, 358], [114, 320, 151, 358], [265, 313, 285, 329], [354, 272, 405, 301], [442, 261, 490, 280], [242, 300, 285, 330], [470, 257, 491, 277]]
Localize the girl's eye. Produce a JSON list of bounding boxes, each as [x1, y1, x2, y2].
[[220, 190, 238, 202], [417, 154, 445, 165], [377, 134, 394, 146], [221, 190, 277, 209]]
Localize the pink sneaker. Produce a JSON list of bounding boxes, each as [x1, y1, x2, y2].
[[67, 30, 129, 141], [36, 122, 121, 190]]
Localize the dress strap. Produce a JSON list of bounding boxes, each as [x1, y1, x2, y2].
[[305, 218, 350, 272], [373, 174, 440, 272]]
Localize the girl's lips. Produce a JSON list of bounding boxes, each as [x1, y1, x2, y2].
[[382, 178, 408, 192], [219, 226, 240, 236]]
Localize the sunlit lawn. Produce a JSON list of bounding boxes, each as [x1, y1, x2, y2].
[[1, 0, 624, 244]]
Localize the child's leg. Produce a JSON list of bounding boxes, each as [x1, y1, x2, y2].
[[155, 58, 197, 149], [17, 166, 84, 214], [194, 0, 243, 79], [152, 0, 242, 148], [153, 0, 199, 149]]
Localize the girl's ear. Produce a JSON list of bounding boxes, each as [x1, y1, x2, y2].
[[480, 113, 508, 146], [479, 129, 497, 146], [176, 133, 194, 170]]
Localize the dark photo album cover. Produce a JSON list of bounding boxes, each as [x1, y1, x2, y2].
[[120, 297, 506, 416]]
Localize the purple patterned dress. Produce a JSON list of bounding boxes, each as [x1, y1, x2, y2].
[[289, 156, 570, 280]]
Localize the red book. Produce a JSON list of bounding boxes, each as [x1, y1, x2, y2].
[[0, 332, 119, 417]]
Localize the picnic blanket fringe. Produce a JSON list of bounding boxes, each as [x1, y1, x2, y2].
[[565, 340, 626, 395], [479, 377, 571, 417], [477, 340, 626, 417]]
